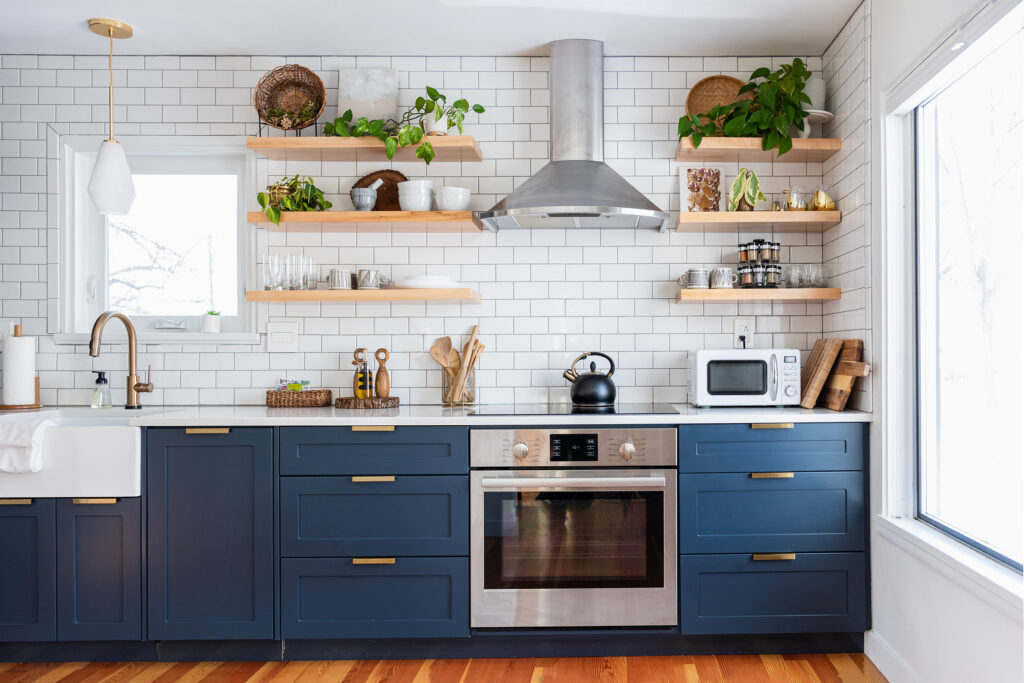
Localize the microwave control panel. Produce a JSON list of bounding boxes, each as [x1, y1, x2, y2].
[[782, 354, 800, 399], [469, 428, 678, 468]]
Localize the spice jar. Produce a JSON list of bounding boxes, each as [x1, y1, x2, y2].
[[770, 242, 781, 263], [744, 242, 759, 263], [751, 264, 767, 288], [757, 240, 772, 262], [766, 264, 782, 288], [738, 243, 749, 263], [738, 264, 754, 288]]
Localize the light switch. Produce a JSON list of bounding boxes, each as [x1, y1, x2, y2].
[[266, 321, 300, 353]]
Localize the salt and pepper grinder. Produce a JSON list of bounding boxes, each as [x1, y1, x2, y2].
[[352, 348, 373, 399], [375, 348, 390, 399]]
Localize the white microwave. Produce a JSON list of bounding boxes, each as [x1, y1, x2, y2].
[[689, 349, 801, 407]]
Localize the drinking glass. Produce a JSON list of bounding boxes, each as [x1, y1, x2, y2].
[[270, 254, 283, 290], [807, 264, 825, 287], [304, 256, 317, 290]]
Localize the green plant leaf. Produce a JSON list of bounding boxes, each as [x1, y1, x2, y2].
[[700, 122, 716, 136], [341, 109, 353, 123], [266, 205, 281, 225], [454, 99, 469, 112], [737, 82, 756, 94], [729, 171, 748, 211], [750, 67, 771, 79], [777, 135, 793, 156], [416, 139, 435, 164], [691, 131, 703, 148], [415, 96, 425, 110], [384, 136, 398, 159], [409, 125, 423, 144], [763, 130, 780, 151], [472, 104, 485, 113], [257, 192, 268, 209], [423, 100, 435, 114], [722, 116, 746, 136], [397, 126, 411, 146], [425, 86, 441, 101]]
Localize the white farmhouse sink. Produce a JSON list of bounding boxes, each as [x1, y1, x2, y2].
[[0, 408, 150, 498]]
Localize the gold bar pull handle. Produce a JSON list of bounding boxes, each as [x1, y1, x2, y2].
[[352, 557, 396, 565], [751, 472, 795, 479], [351, 476, 396, 483], [185, 427, 231, 435], [351, 425, 395, 432], [751, 423, 794, 429], [0, 498, 32, 505], [753, 553, 797, 561], [73, 498, 118, 505]]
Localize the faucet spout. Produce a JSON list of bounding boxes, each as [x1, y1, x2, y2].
[[89, 311, 154, 409]]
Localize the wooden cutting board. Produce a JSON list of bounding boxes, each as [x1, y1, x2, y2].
[[800, 338, 844, 409], [820, 340, 870, 411], [336, 397, 400, 409], [352, 169, 408, 211]]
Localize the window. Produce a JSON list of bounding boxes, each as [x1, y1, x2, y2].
[[915, 27, 1023, 569], [62, 137, 250, 335]]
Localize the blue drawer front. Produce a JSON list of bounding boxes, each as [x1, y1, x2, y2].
[[280, 427, 468, 475], [281, 476, 469, 557], [0, 499, 56, 641], [281, 557, 469, 639], [679, 471, 865, 553], [678, 423, 866, 473], [680, 553, 867, 634]]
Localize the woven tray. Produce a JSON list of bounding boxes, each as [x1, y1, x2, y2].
[[686, 75, 751, 115], [253, 64, 326, 131], [266, 389, 332, 408]]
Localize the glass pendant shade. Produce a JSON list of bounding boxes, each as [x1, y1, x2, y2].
[[88, 140, 135, 215]]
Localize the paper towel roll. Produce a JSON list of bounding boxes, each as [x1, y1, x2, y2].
[[2, 336, 36, 405]]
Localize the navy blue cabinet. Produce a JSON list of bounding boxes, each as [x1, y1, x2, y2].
[[56, 498, 142, 641], [678, 423, 866, 473], [280, 426, 468, 475], [0, 498, 56, 641], [147, 427, 275, 640]]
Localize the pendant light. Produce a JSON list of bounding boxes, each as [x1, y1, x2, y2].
[[86, 18, 135, 215]]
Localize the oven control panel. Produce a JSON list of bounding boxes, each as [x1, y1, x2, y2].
[[470, 428, 677, 468]]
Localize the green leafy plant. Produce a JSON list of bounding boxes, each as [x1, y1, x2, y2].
[[678, 59, 812, 156], [204, 310, 220, 316], [729, 168, 767, 211], [265, 100, 317, 129], [256, 175, 333, 226], [323, 87, 485, 164]]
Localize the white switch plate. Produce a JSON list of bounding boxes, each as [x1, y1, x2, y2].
[[266, 321, 300, 353], [733, 317, 755, 349]]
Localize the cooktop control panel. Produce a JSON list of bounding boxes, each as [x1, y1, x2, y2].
[[470, 428, 678, 468]]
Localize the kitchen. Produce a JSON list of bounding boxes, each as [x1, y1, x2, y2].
[[0, 1, 1021, 681]]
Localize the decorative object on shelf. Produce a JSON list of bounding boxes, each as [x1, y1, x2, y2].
[[352, 169, 407, 211], [686, 75, 752, 120], [437, 186, 472, 211], [350, 178, 384, 211], [352, 348, 373, 400], [257, 175, 332, 226], [710, 267, 738, 289], [783, 186, 809, 211], [323, 87, 485, 164], [201, 310, 220, 333], [810, 188, 836, 211], [397, 180, 435, 211], [253, 64, 326, 133], [328, 268, 353, 290], [677, 268, 710, 289], [686, 168, 722, 212], [86, 18, 135, 216], [785, 264, 827, 288], [0, 325, 42, 411], [805, 76, 826, 111], [337, 68, 398, 123], [677, 58, 813, 157], [335, 396, 400, 409], [728, 168, 767, 211], [356, 269, 391, 290], [374, 348, 391, 399], [245, 287, 481, 303], [265, 387, 332, 408]]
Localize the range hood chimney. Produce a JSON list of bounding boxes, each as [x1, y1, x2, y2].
[[473, 39, 671, 231]]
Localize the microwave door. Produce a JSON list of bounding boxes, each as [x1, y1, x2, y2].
[[769, 354, 779, 401]]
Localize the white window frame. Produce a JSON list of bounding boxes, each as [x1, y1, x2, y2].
[[57, 136, 258, 344]]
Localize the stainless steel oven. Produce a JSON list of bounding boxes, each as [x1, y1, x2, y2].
[[470, 427, 677, 628]]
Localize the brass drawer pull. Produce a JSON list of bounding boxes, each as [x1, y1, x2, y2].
[[753, 553, 797, 561], [751, 423, 794, 429], [751, 472, 795, 479], [185, 427, 230, 435], [352, 557, 396, 565], [0, 498, 32, 505], [73, 498, 117, 505], [351, 425, 395, 432], [352, 475, 396, 483]]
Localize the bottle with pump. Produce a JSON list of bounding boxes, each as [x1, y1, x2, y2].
[[91, 371, 111, 409]]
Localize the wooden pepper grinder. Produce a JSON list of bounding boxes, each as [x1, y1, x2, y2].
[[375, 348, 390, 399], [352, 348, 373, 399]]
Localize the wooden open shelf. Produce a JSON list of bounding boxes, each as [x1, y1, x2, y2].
[[248, 210, 475, 224], [676, 288, 841, 302], [677, 210, 841, 232], [675, 137, 841, 163], [246, 289, 481, 303], [246, 135, 483, 162]]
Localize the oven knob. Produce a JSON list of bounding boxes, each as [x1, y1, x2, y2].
[[512, 442, 530, 460], [619, 441, 636, 460], [784, 385, 797, 397]]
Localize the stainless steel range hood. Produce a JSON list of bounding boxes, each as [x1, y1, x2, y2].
[[473, 40, 671, 232]]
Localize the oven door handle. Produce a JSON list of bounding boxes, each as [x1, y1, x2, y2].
[[479, 476, 666, 490]]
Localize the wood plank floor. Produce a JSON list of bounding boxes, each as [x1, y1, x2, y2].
[[0, 654, 887, 682]]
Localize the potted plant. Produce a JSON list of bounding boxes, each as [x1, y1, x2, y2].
[[256, 175, 333, 226], [202, 310, 220, 333], [729, 168, 767, 211]]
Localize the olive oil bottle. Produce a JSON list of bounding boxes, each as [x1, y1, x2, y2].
[[352, 348, 374, 399]]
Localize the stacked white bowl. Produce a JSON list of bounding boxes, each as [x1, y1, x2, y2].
[[398, 180, 434, 211], [437, 186, 471, 211]]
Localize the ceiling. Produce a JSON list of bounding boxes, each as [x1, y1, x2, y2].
[[2, 1, 860, 57]]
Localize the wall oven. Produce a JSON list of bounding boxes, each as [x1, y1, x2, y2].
[[469, 428, 677, 628]]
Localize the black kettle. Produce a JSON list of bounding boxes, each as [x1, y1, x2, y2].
[[562, 352, 616, 406]]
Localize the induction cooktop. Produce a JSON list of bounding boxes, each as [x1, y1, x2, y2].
[[468, 403, 679, 416]]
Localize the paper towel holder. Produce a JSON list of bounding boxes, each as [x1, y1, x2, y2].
[[0, 325, 43, 411]]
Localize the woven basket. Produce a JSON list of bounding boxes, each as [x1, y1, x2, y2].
[[253, 64, 326, 131], [266, 389, 332, 408], [686, 75, 751, 115]]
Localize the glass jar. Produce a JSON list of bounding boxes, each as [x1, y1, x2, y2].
[[784, 186, 809, 211], [738, 243, 749, 263], [770, 242, 781, 263], [766, 264, 782, 288], [738, 264, 754, 288], [442, 367, 476, 406], [745, 243, 759, 263], [751, 264, 767, 288], [757, 240, 772, 262]]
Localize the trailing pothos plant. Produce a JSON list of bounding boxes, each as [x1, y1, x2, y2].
[[256, 175, 332, 226], [678, 58, 812, 157], [322, 86, 485, 164]]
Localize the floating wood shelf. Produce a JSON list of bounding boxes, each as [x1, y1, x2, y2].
[[246, 289, 481, 303], [676, 210, 841, 232], [246, 135, 483, 162], [248, 210, 476, 224], [676, 288, 841, 302], [675, 137, 841, 163]]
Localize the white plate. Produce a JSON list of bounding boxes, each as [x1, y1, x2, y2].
[[394, 277, 462, 289]]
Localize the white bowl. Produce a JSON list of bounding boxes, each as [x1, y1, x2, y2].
[[397, 180, 434, 192], [399, 194, 433, 211], [437, 186, 471, 211]]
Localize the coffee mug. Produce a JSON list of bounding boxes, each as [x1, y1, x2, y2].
[[677, 268, 710, 289], [357, 269, 392, 290], [711, 267, 739, 289], [328, 268, 352, 289]]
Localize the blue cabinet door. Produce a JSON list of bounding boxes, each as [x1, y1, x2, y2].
[[281, 475, 469, 558], [56, 498, 141, 641], [0, 498, 56, 641], [678, 423, 866, 473], [280, 426, 468, 475], [679, 471, 865, 553], [679, 552, 867, 634], [147, 428, 275, 640], [281, 557, 469, 639]]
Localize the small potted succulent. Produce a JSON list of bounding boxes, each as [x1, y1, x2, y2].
[[202, 310, 221, 333]]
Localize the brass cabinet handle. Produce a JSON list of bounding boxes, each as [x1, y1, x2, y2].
[[351, 425, 395, 432], [351, 475, 396, 483], [751, 472, 795, 479], [352, 557, 396, 565], [0, 498, 32, 505], [185, 427, 231, 435], [751, 423, 794, 429], [752, 553, 797, 561], [73, 498, 117, 505]]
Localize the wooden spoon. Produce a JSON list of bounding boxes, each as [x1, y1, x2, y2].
[[429, 345, 449, 372], [447, 325, 479, 403]]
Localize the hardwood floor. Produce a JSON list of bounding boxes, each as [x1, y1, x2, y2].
[[0, 654, 887, 682]]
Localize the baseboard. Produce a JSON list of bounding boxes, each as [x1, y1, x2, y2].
[[865, 631, 916, 683]]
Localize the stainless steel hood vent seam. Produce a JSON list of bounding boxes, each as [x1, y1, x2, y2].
[[473, 40, 671, 232]]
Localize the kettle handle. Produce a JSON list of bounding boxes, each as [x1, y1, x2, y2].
[[570, 351, 615, 378]]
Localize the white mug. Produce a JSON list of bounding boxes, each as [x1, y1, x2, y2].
[[678, 268, 710, 289], [711, 267, 739, 289]]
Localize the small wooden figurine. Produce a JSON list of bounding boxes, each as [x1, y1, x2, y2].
[[375, 348, 391, 399]]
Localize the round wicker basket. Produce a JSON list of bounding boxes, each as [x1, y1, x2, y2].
[[686, 75, 752, 115], [253, 64, 326, 131]]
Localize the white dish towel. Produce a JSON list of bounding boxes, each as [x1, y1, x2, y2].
[[0, 419, 54, 473]]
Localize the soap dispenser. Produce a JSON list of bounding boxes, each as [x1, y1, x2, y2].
[[91, 371, 111, 409]]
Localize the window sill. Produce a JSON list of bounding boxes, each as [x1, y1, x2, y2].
[[874, 515, 1023, 623], [53, 332, 261, 346]]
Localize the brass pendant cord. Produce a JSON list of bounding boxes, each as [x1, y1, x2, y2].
[[107, 26, 114, 141]]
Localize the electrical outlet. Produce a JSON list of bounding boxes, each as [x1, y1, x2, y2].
[[733, 317, 755, 349]]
